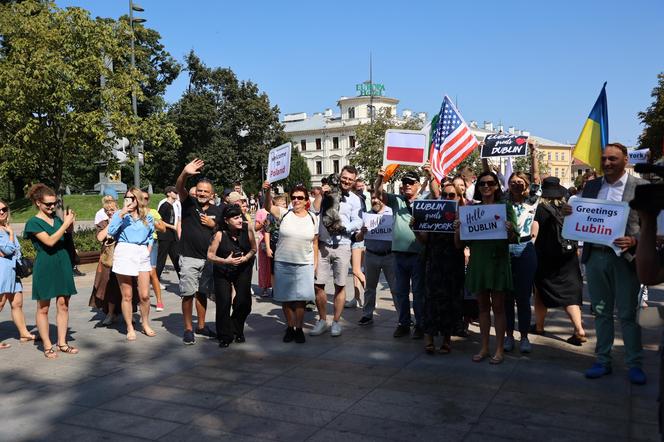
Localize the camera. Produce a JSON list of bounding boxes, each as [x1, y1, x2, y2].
[[629, 164, 664, 212]]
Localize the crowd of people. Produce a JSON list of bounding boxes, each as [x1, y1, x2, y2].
[[0, 141, 658, 386]]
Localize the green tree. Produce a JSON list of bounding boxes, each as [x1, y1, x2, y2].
[[153, 52, 285, 191], [638, 72, 664, 162], [350, 109, 423, 182], [0, 1, 179, 194]]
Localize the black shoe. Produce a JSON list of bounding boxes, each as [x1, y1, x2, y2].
[[283, 327, 295, 343], [195, 326, 217, 339], [72, 267, 85, 277], [358, 316, 373, 326], [411, 326, 424, 340], [234, 334, 245, 343], [219, 341, 230, 348], [393, 325, 410, 338], [294, 328, 306, 343], [183, 330, 195, 345]]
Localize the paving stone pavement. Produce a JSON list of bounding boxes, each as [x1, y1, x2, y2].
[[0, 262, 662, 441]]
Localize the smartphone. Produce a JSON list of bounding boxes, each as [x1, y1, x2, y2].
[[232, 251, 243, 258], [65, 205, 70, 214]]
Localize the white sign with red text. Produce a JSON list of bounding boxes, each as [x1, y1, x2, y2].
[[267, 142, 291, 183], [562, 197, 629, 255]]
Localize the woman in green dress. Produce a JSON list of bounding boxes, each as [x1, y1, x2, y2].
[[24, 184, 77, 359], [461, 171, 518, 365]]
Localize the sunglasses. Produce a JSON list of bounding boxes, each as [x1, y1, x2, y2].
[[41, 201, 57, 207], [0, 207, 8, 214], [291, 195, 306, 201], [401, 180, 417, 185], [442, 192, 457, 199], [478, 180, 497, 187]]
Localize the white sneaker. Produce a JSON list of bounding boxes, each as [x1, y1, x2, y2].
[[159, 283, 166, 290], [330, 321, 342, 337], [101, 313, 115, 326], [309, 320, 328, 336], [344, 299, 358, 308]]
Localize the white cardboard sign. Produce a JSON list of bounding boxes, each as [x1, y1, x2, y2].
[[628, 148, 649, 165], [562, 197, 629, 255], [383, 129, 428, 167], [267, 142, 292, 183], [459, 204, 507, 240], [362, 212, 394, 242]]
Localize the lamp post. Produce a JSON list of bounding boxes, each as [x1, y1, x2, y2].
[[129, 0, 145, 188]]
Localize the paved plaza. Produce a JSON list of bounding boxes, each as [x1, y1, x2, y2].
[[0, 263, 661, 441]]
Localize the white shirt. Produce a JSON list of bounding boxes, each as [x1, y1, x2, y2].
[[274, 207, 319, 265], [597, 172, 628, 202]]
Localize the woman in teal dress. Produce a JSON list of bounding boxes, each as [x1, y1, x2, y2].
[[462, 171, 518, 365], [24, 184, 77, 359]]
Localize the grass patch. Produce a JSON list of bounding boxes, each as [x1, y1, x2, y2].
[[9, 194, 166, 223]]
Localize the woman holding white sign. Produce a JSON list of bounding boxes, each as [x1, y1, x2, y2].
[[415, 182, 465, 355], [461, 171, 518, 364]]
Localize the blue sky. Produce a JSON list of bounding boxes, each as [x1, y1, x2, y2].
[[58, 0, 663, 146]]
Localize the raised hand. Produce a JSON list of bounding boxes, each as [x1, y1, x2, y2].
[[183, 158, 205, 177]]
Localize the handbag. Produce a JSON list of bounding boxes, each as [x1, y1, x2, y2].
[[15, 257, 33, 279], [636, 285, 664, 329], [100, 238, 116, 268]]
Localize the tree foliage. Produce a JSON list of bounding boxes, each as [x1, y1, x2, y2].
[[150, 51, 286, 192], [350, 110, 423, 182], [638, 72, 664, 162], [0, 0, 179, 194]]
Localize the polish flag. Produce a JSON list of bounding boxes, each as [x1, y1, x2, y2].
[[384, 130, 427, 165]]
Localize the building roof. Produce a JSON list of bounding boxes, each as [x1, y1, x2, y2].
[[283, 113, 331, 133]]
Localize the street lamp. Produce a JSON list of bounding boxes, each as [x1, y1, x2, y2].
[[129, 0, 145, 188]]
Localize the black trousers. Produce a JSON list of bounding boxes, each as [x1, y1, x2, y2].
[[214, 265, 253, 344], [156, 239, 180, 279]]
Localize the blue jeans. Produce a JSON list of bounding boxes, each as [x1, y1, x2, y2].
[[394, 252, 425, 327], [506, 241, 537, 335]]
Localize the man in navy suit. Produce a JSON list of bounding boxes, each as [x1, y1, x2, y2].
[[564, 142, 648, 384]]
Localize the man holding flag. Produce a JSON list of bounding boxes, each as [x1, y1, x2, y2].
[[567, 84, 648, 384]]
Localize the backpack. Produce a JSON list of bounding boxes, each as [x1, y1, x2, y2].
[[541, 204, 577, 258]]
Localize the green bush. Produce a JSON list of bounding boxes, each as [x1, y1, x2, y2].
[[18, 228, 100, 261]]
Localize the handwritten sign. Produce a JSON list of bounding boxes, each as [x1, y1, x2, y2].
[[562, 197, 629, 255], [481, 134, 528, 158], [459, 204, 507, 240], [267, 142, 292, 183], [628, 148, 649, 165], [412, 200, 457, 233], [362, 211, 394, 241]]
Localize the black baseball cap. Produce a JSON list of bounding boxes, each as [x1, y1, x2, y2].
[[401, 171, 420, 184]]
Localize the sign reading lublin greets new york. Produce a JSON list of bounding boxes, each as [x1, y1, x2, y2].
[[411, 200, 457, 233], [480, 134, 529, 158]]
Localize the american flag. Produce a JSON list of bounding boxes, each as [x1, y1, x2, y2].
[[429, 96, 479, 183]]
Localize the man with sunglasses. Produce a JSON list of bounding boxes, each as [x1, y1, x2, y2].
[[374, 168, 426, 339]]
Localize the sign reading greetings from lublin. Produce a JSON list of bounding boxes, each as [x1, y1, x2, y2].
[[411, 200, 457, 233], [481, 134, 529, 158], [459, 204, 507, 240], [561, 197, 629, 255], [267, 142, 291, 183]]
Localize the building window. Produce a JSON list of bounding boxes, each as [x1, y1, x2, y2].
[[367, 105, 375, 119], [548, 152, 552, 161], [333, 160, 340, 174], [348, 107, 355, 119], [561, 152, 565, 161], [316, 161, 322, 175], [333, 137, 339, 150], [316, 138, 322, 150], [301, 140, 306, 151], [555, 152, 559, 161], [349, 136, 355, 148]]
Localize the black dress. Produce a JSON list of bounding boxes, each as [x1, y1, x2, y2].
[[533, 204, 583, 308], [423, 233, 465, 336]]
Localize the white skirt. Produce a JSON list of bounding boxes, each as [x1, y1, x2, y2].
[[112, 242, 151, 276]]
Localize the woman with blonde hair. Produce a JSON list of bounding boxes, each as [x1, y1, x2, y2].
[[23, 184, 77, 358], [107, 187, 156, 340], [0, 199, 37, 349]]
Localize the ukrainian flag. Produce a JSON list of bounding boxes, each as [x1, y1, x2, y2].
[[573, 82, 608, 173]]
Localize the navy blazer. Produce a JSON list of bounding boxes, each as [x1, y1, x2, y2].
[[580, 174, 647, 263]]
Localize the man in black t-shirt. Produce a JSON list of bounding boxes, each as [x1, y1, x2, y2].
[[176, 159, 223, 345], [156, 186, 181, 280]]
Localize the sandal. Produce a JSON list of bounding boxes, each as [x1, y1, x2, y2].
[[438, 344, 451, 354], [472, 352, 489, 363], [0, 342, 11, 350], [489, 355, 504, 365], [43, 346, 58, 359], [528, 324, 545, 336], [566, 334, 587, 346], [57, 344, 79, 354], [20, 334, 41, 342], [141, 329, 157, 338]]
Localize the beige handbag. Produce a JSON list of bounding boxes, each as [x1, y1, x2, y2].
[[636, 285, 664, 329], [100, 238, 116, 268]]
